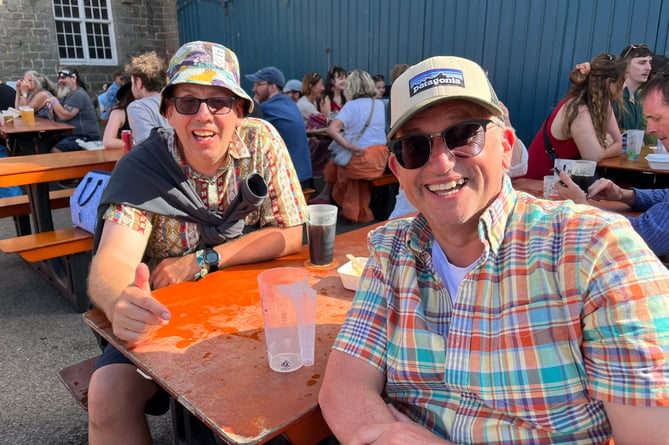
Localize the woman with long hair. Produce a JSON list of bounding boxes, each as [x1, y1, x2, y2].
[[102, 82, 135, 149], [14, 70, 56, 120], [525, 53, 626, 179], [309, 69, 388, 222], [319, 66, 347, 120], [297, 71, 325, 124]]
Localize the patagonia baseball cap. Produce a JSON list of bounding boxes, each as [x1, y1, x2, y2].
[[245, 66, 285, 88], [160, 41, 253, 115], [388, 56, 502, 138]]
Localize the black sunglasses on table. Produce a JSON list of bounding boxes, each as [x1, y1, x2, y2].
[[387, 119, 493, 170], [169, 96, 237, 115]]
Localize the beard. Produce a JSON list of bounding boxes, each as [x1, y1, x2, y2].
[[57, 84, 72, 99]]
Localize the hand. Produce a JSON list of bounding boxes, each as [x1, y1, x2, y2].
[[556, 171, 588, 204], [149, 252, 200, 289], [348, 404, 455, 445], [586, 178, 625, 202], [111, 263, 171, 343], [350, 144, 366, 157]]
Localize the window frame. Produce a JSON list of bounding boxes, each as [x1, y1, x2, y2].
[[52, 0, 118, 66]]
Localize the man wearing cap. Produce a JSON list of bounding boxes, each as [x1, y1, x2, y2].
[[283, 78, 303, 103], [319, 56, 669, 444], [246, 66, 312, 188], [87, 42, 307, 442]]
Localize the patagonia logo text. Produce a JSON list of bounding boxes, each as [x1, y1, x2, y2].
[[409, 69, 464, 97]]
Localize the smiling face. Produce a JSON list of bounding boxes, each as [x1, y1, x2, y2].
[[388, 100, 513, 237], [165, 83, 244, 176], [644, 89, 669, 144]]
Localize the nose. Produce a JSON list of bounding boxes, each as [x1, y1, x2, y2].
[[427, 135, 456, 170], [195, 100, 214, 118]]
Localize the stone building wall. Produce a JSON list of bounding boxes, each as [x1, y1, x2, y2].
[[0, 0, 179, 99]]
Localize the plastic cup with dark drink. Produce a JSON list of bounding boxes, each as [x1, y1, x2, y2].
[[306, 204, 337, 267], [554, 159, 597, 193]]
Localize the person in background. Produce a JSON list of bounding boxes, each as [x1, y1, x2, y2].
[[102, 82, 134, 150], [651, 54, 669, 79], [125, 51, 169, 145], [86, 41, 306, 443], [246, 66, 313, 188], [308, 69, 388, 222], [319, 55, 669, 445], [320, 66, 347, 120], [0, 79, 15, 111], [556, 69, 669, 257], [524, 53, 625, 178], [297, 71, 325, 124], [98, 71, 126, 121], [14, 71, 55, 120], [372, 74, 386, 98], [47, 66, 100, 152], [283, 79, 302, 103]]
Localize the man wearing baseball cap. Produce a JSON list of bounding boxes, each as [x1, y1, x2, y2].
[[87, 42, 307, 442], [283, 78, 303, 102], [319, 56, 669, 444], [246, 66, 312, 187]]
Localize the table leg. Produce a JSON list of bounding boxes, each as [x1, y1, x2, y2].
[[27, 183, 54, 232], [11, 214, 32, 236], [170, 398, 217, 445]]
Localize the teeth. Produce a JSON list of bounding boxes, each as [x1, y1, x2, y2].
[[427, 178, 466, 192], [193, 130, 215, 137]]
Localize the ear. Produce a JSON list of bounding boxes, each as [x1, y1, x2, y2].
[[500, 126, 515, 170], [387, 152, 404, 188], [234, 99, 247, 126]]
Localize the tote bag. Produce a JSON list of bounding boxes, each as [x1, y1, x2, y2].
[[70, 170, 111, 233]]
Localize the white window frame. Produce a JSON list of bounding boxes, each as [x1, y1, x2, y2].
[[52, 0, 118, 65]]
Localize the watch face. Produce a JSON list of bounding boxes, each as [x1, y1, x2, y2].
[[204, 249, 219, 265]]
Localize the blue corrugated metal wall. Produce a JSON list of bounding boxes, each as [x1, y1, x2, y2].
[[176, 0, 669, 144]]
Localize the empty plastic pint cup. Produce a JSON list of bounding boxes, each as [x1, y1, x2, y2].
[[258, 267, 316, 372], [543, 175, 560, 199], [19, 106, 35, 126], [626, 129, 644, 160], [306, 204, 338, 266]]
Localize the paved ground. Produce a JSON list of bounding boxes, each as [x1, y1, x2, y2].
[[0, 200, 375, 444]]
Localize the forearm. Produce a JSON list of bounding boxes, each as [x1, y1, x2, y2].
[[216, 224, 303, 269], [88, 252, 136, 320], [48, 99, 77, 120]]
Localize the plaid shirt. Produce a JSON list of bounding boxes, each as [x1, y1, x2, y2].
[[103, 118, 306, 265], [333, 177, 669, 444]]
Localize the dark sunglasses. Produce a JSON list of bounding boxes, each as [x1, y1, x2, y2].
[[57, 71, 75, 79], [388, 119, 493, 170], [169, 96, 236, 115], [622, 44, 650, 59]]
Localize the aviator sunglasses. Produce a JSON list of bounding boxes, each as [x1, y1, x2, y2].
[[169, 96, 237, 115], [387, 119, 493, 170]]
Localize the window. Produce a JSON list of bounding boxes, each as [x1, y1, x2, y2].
[[52, 0, 117, 65]]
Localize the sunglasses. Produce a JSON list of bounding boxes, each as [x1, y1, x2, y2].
[[388, 119, 493, 170], [622, 44, 650, 59], [169, 96, 237, 115], [57, 71, 75, 79]]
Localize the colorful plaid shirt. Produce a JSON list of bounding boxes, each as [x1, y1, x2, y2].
[[103, 119, 306, 266], [333, 177, 669, 445]]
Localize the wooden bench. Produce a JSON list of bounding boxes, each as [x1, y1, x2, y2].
[[302, 187, 316, 201], [0, 227, 93, 262], [0, 188, 75, 219], [368, 172, 398, 187], [57, 355, 100, 411]]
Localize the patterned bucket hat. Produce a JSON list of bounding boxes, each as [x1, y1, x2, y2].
[[160, 41, 253, 116]]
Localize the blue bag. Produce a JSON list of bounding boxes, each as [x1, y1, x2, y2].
[[70, 170, 111, 233]]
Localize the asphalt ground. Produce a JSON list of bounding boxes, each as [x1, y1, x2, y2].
[[0, 197, 375, 444]]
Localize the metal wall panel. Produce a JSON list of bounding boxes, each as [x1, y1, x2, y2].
[[176, 0, 669, 143]]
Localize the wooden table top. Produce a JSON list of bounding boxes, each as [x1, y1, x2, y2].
[[597, 145, 669, 174], [84, 222, 381, 445], [512, 177, 641, 217], [0, 148, 122, 187], [0, 117, 75, 136]]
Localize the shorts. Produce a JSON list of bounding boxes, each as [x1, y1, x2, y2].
[[95, 343, 170, 415], [53, 134, 96, 152]]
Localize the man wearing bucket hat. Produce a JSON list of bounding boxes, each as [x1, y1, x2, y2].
[[319, 56, 669, 444], [87, 41, 307, 442]]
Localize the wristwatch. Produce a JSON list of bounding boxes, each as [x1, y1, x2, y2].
[[194, 248, 220, 280]]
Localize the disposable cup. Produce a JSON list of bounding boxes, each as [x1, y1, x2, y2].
[[258, 267, 316, 372], [626, 129, 644, 160], [306, 204, 338, 267], [19, 106, 35, 126], [543, 175, 560, 199]]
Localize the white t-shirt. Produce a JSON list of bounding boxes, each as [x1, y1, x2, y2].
[[297, 96, 320, 122], [335, 97, 386, 148], [432, 240, 476, 303]]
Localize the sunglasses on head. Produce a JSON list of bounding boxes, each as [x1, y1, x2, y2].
[[169, 96, 237, 115], [57, 71, 75, 79], [622, 44, 650, 59], [388, 119, 493, 170]]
